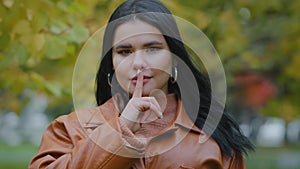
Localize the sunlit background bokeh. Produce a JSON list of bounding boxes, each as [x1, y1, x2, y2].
[[0, 0, 299, 168]]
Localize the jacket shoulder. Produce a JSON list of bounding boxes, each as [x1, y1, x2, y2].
[[54, 106, 104, 124]]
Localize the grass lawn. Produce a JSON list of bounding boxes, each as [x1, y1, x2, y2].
[[0, 143, 38, 169], [246, 143, 300, 169], [0, 142, 300, 169]]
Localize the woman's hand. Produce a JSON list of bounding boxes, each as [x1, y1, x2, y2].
[[120, 72, 163, 132]]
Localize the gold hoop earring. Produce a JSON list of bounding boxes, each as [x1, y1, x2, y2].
[[107, 73, 112, 87], [171, 67, 177, 83]]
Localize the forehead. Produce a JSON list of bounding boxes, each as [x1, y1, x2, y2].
[[113, 20, 164, 46]]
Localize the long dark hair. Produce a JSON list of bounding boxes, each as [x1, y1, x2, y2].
[[95, 0, 254, 157]]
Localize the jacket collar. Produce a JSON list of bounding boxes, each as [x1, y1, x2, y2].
[[173, 98, 202, 134]]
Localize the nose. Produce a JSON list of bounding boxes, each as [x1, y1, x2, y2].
[[132, 50, 147, 70]]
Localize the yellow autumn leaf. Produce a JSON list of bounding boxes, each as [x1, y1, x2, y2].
[[33, 33, 45, 52], [195, 11, 211, 30], [2, 0, 14, 8], [12, 19, 31, 35], [31, 11, 48, 32], [285, 54, 300, 80], [279, 100, 298, 122]]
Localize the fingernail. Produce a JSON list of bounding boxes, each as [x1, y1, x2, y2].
[[160, 113, 163, 119], [137, 69, 141, 74]]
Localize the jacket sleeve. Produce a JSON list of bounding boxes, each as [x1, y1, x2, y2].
[[28, 115, 145, 169]]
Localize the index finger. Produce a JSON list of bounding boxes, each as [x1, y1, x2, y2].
[[132, 71, 143, 98]]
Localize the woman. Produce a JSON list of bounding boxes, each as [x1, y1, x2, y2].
[[29, 0, 254, 168]]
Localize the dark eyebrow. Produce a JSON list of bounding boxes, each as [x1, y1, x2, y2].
[[114, 44, 132, 49], [144, 41, 163, 47], [114, 41, 163, 49]]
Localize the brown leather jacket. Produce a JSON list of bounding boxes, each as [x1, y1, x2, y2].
[[29, 95, 246, 169]]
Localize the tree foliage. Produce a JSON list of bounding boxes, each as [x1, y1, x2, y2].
[[0, 0, 299, 120]]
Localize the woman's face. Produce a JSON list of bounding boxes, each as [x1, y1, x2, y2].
[[112, 20, 172, 96]]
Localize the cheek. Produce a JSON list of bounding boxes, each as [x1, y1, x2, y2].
[[147, 52, 172, 73], [112, 56, 120, 70], [113, 57, 130, 89], [113, 55, 132, 70], [153, 52, 172, 74], [113, 57, 127, 75]]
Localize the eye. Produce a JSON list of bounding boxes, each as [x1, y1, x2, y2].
[[145, 47, 161, 53], [117, 49, 132, 56]]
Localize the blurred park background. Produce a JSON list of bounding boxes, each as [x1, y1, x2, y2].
[[0, 0, 300, 168]]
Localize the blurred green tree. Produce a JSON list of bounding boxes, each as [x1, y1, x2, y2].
[[165, 0, 300, 121]]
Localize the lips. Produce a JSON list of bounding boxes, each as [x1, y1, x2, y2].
[[131, 75, 152, 84], [132, 75, 151, 80]]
